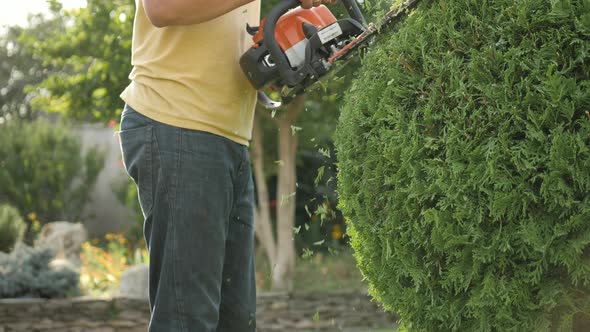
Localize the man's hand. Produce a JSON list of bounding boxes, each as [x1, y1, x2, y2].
[[300, 0, 337, 9]]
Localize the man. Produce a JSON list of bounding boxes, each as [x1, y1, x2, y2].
[[118, 0, 335, 331]]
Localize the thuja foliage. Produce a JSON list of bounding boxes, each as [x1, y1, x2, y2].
[[0, 204, 26, 253], [335, 0, 590, 331], [0, 245, 79, 298], [0, 118, 104, 224]]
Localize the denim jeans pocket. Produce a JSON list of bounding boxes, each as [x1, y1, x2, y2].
[[119, 118, 155, 217]]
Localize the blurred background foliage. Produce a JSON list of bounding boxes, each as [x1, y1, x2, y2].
[[0, 0, 371, 296], [0, 118, 104, 235]]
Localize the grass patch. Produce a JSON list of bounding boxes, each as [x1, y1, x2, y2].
[[255, 248, 366, 292]]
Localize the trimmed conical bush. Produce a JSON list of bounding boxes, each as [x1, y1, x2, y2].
[[335, 0, 590, 330]]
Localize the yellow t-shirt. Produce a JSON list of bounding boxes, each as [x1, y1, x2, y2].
[[121, 1, 261, 146]]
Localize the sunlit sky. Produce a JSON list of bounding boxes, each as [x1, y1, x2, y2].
[[0, 0, 87, 28]]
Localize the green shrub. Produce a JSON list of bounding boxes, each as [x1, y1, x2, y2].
[[335, 0, 590, 331], [0, 244, 79, 298], [0, 118, 104, 226], [0, 204, 26, 253]]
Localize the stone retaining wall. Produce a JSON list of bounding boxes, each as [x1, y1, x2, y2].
[[0, 291, 397, 332]]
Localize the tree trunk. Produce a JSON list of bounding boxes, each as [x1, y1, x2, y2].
[[251, 113, 277, 268], [271, 95, 305, 291]]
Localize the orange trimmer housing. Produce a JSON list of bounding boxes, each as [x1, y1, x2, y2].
[[252, 6, 337, 52], [240, 0, 366, 107]]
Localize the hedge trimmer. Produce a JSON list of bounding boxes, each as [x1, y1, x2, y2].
[[240, 0, 421, 109]]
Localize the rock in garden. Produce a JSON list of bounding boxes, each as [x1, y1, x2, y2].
[[119, 264, 149, 300], [35, 221, 87, 267]]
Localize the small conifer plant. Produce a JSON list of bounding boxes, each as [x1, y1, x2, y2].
[[0, 204, 26, 253], [0, 245, 79, 298]]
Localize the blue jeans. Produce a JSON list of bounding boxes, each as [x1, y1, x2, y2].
[[118, 105, 256, 331]]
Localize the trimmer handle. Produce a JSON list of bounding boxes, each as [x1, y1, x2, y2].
[[263, 0, 301, 87], [263, 0, 366, 87], [340, 0, 366, 25]]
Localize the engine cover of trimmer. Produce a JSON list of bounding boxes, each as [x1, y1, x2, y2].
[[243, 6, 338, 88], [240, 0, 365, 107]]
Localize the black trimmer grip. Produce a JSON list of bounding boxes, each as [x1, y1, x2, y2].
[[263, 0, 301, 86]]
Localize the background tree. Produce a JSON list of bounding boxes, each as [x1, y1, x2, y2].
[[252, 0, 360, 291], [0, 8, 66, 120], [252, 83, 349, 290], [20, 0, 134, 123], [0, 4, 106, 232]]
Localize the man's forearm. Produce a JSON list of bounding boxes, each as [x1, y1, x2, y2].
[[143, 0, 256, 27]]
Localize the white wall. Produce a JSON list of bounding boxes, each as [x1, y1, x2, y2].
[[78, 123, 137, 238]]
